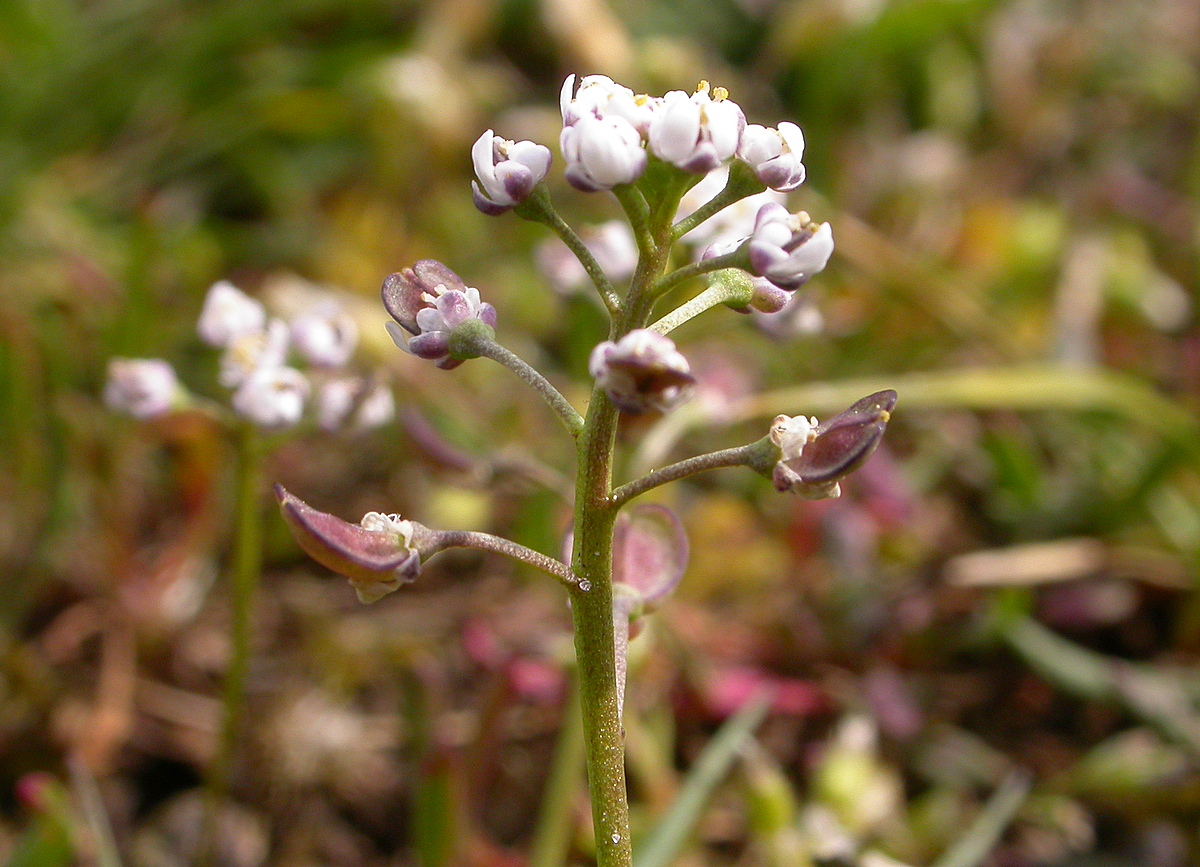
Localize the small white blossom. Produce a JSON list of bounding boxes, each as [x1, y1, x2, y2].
[[748, 203, 834, 290], [589, 329, 695, 414], [355, 381, 395, 429], [231, 365, 309, 429], [104, 358, 182, 420], [471, 129, 552, 215], [648, 81, 745, 174], [316, 377, 394, 431], [197, 281, 266, 348], [770, 413, 819, 461], [290, 302, 358, 368], [560, 113, 647, 192], [559, 74, 658, 135], [219, 318, 290, 388], [737, 122, 806, 191]]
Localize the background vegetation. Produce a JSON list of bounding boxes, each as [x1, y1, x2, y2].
[[2, 0, 1199, 864]]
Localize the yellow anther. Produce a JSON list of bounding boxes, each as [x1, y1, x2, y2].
[[712, 86, 729, 101]]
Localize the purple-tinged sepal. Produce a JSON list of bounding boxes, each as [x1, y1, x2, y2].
[[589, 329, 695, 415], [381, 261, 497, 369], [276, 485, 440, 603], [769, 391, 896, 499], [471, 129, 552, 214]]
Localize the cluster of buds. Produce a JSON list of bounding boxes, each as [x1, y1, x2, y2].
[[106, 280, 394, 432]]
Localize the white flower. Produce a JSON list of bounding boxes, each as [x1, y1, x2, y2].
[[748, 203, 834, 290], [675, 165, 786, 251], [219, 318, 290, 388], [589, 329, 695, 414], [104, 358, 182, 420], [197, 281, 266, 348], [290, 302, 358, 368], [536, 220, 638, 294], [770, 413, 819, 461], [561, 113, 647, 191], [231, 365, 309, 429], [648, 81, 745, 173], [471, 129, 552, 215], [355, 381, 395, 429], [560, 74, 658, 134], [737, 122, 806, 191]]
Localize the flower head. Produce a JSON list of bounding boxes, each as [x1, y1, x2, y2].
[[231, 365, 310, 429], [648, 81, 745, 174], [471, 130, 552, 215], [771, 390, 896, 498], [276, 486, 429, 603], [748, 203, 834, 290], [197, 281, 266, 348], [290, 302, 358, 368], [104, 358, 183, 420], [381, 261, 497, 369], [589, 329, 695, 414], [737, 122, 806, 191]]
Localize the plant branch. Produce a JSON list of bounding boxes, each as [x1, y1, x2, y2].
[[469, 338, 585, 438], [434, 530, 580, 590], [538, 209, 623, 315], [651, 252, 745, 299], [610, 438, 776, 508]]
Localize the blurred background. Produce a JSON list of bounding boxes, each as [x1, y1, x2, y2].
[[2, 0, 1200, 864]]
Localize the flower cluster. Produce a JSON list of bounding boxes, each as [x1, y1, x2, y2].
[[381, 260, 497, 370], [106, 280, 394, 432]]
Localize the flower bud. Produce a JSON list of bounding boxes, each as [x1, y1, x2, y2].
[[104, 358, 184, 420], [290, 302, 358, 368], [560, 113, 648, 191], [381, 261, 497, 369], [231, 365, 309, 429], [589, 329, 695, 414], [748, 204, 834, 290], [771, 390, 896, 499], [197, 280, 266, 348], [276, 486, 430, 603], [737, 122, 806, 192], [560, 74, 658, 134], [471, 129, 552, 215], [648, 81, 745, 174]]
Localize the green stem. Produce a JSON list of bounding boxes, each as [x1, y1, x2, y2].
[[647, 276, 753, 336], [610, 438, 776, 508], [470, 338, 585, 438], [528, 677, 587, 867], [537, 208, 623, 316], [671, 162, 764, 241], [931, 773, 1031, 867], [202, 427, 263, 861], [613, 185, 653, 260], [650, 252, 745, 299]]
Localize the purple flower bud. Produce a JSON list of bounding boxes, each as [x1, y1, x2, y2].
[[737, 122, 806, 192], [381, 261, 497, 369], [104, 358, 183, 420], [276, 485, 427, 603], [589, 329, 695, 414], [648, 81, 745, 174], [471, 129, 552, 215], [770, 390, 896, 499], [748, 204, 834, 291]]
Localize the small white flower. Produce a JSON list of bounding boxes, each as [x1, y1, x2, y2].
[[290, 302, 358, 368], [560, 74, 658, 134], [589, 329, 695, 414], [737, 122, 806, 191], [316, 377, 395, 431], [648, 81, 745, 174], [197, 281, 266, 348], [231, 365, 309, 429], [770, 413, 819, 461], [219, 318, 290, 388], [560, 113, 648, 191], [104, 358, 182, 420], [748, 203, 834, 290], [471, 129, 552, 215], [355, 381, 395, 430]]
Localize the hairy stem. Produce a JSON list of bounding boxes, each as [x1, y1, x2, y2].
[[538, 208, 623, 315], [647, 274, 754, 335], [471, 338, 585, 438], [434, 530, 580, 590], [610, 438, 776, 508], [651, 251, 745, 298]]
